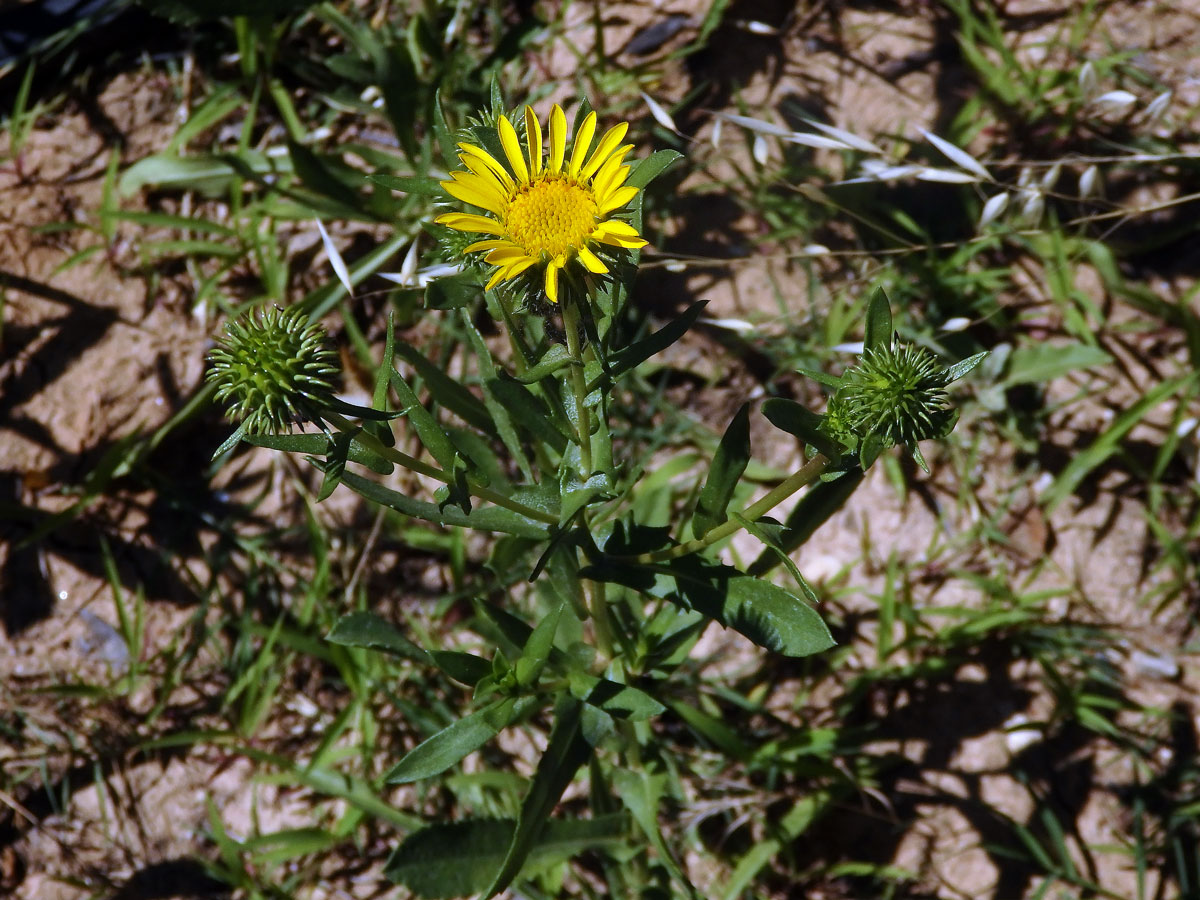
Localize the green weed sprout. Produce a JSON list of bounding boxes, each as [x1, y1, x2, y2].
[[205, 97, 986, 899]]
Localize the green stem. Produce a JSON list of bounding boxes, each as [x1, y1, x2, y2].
[[586, 577, 613, 661], [324, 412, 559, 526], [625, 453, 831, 564], [562, 299, 593, 476]]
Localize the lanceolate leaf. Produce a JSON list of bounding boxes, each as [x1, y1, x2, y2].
[[625, 149, 683, 189], [388, 365, 458, 472], [315, 430, 353, 501], [693, 403, 751, 538], [761, 397, 841, 457], [515, 344, 573, 383], [589, 299, 709, 392], [385, 814, 629, 899], [384, 697, 536, 784], [368, 172, 443, 195], [246, 432, 392, 475], [487, 375, 570, 453], [336, 469, 549, 538], [393, 338, 494, 432], [327, 611, 429, 663], [999, 343, 1106, 386], [484, 696, 596, 897], [584, 559, 835, 658], [567, 671, 665, 721], [864, 288, 894, 354], [1042, 374, 1196, 512], [514, 603, 563, 688], [613, 770, 700, 900], [946, 350, 990, 384], [326, 613, 491, 685], [475, 602, 662, 718]]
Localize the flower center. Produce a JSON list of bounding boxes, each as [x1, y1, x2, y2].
[[503, 176, 598, 259]]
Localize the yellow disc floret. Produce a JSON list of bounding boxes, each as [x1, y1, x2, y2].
[[504, 177, 598, 260], [435, 103, 648, 304]]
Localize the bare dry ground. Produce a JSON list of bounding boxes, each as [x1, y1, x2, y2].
[[3, 2, 1200, 898]]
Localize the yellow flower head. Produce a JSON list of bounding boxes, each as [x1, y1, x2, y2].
[[435, 104, 648, 303]]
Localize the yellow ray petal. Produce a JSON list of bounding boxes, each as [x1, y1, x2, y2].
[[502, 257, 536, 281], [595, 166, 631, 206], [485, 266, 508, 291], [548, 105, 567, 173], [593, 219, 641, 237], [486, 256, 536, 290], [460, 156, 512, 196], [498, 115, 529, 182], [435, 212, 506, 235], [458, 143, 514, 190], [577, 245, 609, 274], [568, 111, 597, 178], [598, 184, 639, 215], [463, 239, 512, 253], [544, 258, 562, 303], [592, 147, 633, 199], [484, 246, 531, 265], [591, 220, 647, 249], [580, 121, 629, 181], [524, 106, 542, 176], [441, 175, 506, 215]]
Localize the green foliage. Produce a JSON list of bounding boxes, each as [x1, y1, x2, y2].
[[16, 2, 1200, 899]]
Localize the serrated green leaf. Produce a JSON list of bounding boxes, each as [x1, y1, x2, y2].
[[693, 403, 751, 538], [388, 366, 457, 472]]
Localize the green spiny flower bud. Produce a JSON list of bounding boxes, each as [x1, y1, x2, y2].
[[207, 306, 340, 434], [830, 343, 956, 449]]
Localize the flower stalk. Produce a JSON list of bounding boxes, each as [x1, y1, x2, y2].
[[622, 453, 832, 565], [562, 297, 593, 476]]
